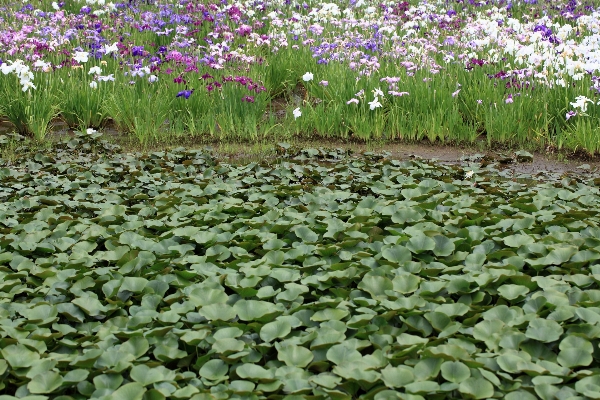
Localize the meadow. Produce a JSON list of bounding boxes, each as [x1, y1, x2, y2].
[[3, 0, 600, 399]]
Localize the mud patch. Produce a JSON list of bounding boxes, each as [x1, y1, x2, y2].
[[2, 117, 599, 176]]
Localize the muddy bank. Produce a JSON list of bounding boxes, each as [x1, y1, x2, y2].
[[2, 118, 598, 176]]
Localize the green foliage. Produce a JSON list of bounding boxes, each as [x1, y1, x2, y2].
[[0, 141, 599, 397], [0, 72, 59, 139]]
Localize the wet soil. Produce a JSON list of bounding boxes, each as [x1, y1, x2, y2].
[[362, 142, 600, 176], [2, 118, 599, 176]]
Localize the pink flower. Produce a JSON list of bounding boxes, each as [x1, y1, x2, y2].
[[346, 98, 359, 104]]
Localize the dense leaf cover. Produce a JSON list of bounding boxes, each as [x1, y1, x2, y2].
[[1, 136, 600, 399]]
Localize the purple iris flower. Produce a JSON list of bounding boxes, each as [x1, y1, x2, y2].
[[533, 24, 552, 38], [176, 89, 194, 99], [132, 46, 145, 56]]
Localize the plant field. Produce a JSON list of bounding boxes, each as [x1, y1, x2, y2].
[[0, 0, 600, 151], [1, 135, 600, 399]]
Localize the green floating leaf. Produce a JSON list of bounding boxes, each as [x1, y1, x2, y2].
[[63, 369, 89, 383], [440, 361, 471, 383], [235, 364, 275, 381], [497, 284, 530, 301], [27, 372, 63, 394], [404, 381, 440, 394], [432, 235, 455, 257], [130, 365, 174, 386], [198, 303, 236, 321], [557, 335, 594, 368], [382, 245, 412, 263], [260, 320, 292, 343], [503, 234, 535, 248], [576, 375, 600, 398], [234, 300, 281, 322], [99, 204, 127, 217], [277, 345, 314, 368], [189, 288, 228, 307], [525, 318, 563, 343], [557, 348, 593, 369], [406, 235, 436, 254], [199, 359, 229, 380], [459, 377, 494, 399], [292, 226, 318, 242], [212, 338, 245, 355], [120, 277, 149, 293], [358, 274, 393, 299], [381, 365, 415, 388], [504, 390, 537, 400], [94, 373, 123, 390], [310, 308, 349, 322], [120, 337, 149, 359], [326, 343, 363, 366], [111, 382, 146, 400], [1, 344, 40, 369], [393, 274, 421, 294]]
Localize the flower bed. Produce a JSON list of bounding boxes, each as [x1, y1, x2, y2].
[[1, 0, 600, 149]]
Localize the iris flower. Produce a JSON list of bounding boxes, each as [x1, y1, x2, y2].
[[21, 81, 36, 92], [368, 97, 382, 110], [176, 89, 194, 99], [88, 66, 101, 75], [389, 91, 409, 97], [73, 51, 89, 63], [293, 108, 302, 119], [571, 96, 593, 112]]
